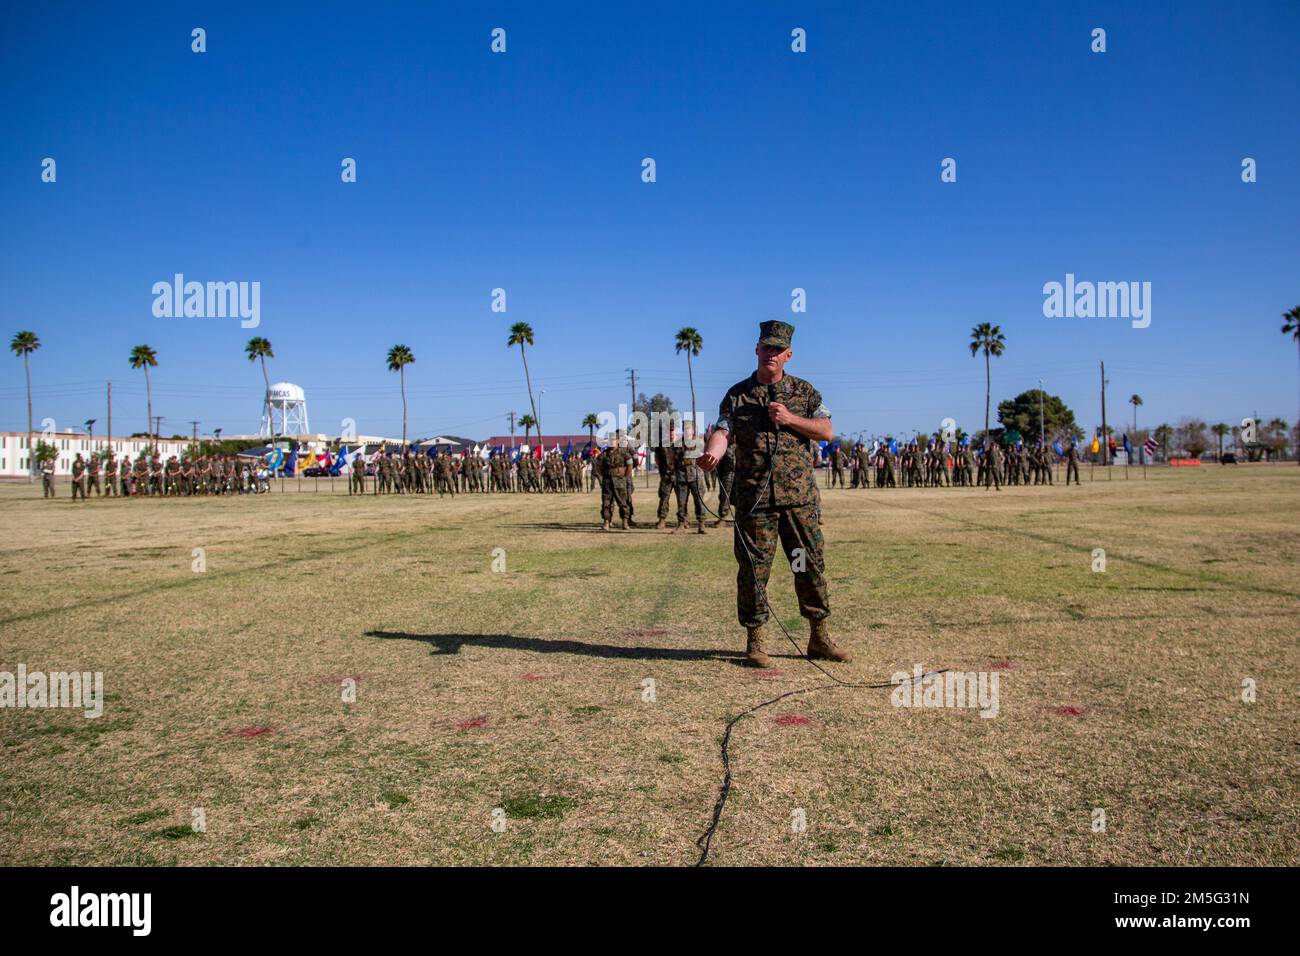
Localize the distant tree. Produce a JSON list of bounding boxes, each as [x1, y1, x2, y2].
[[128, 345, 158, 449], [582, 412, 600, 446], [996, 389, 1077, 444], [1154, 423, 1173, 460], [1129, 394, 1143, 434], [33, 439, 57, 467], [635, 392, 676, 415], [386, 344, 415, 445], [674, 327, 703, 431], [1211, 423, 1230, 459], [246, 336, 275, 441], [507, 323, 542, 440], [1265, 418, 1289, 460], [10, 330, 40, 480], [1175, 419, 1209, 459], [969, 323, 1006, 439], [519, 414, 537, 443]]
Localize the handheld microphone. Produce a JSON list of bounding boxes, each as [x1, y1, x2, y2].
[[767, 383, 778, 433]]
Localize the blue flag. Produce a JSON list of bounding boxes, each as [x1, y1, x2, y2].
[[331, 445, 347, 476], [284, 447, 297, 477]]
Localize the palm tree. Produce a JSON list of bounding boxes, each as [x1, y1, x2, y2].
[[1283, 306, 1300, 465], [1154, 423, 1173, 460], [1267, 418, 1289, 461], [10, 331, 40, 481], [128, 345, 158, 450], [968, 323, 1006, 438], [245, 336, 275, 443], [519, 414, 537, 444], [674, 327, 703, 431], [1129, 394, 1142, 434], [507, 323, 542, 440], [1211, 422, 1229, 459], [582, 412, 599, 447], [386, 345, 415, 446]]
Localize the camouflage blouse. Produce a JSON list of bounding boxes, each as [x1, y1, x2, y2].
[[716, 372, 829, 509]]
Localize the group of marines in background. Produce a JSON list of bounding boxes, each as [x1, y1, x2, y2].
[[829, 438, 1083, 490], [48, 452, 272, 499], [44, 434, 1083, 503]]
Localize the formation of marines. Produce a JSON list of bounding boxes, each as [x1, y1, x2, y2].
[[834, 438, 1081, 491], [56, 452, 273, 499]]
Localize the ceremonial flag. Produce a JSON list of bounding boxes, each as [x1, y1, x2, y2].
[[1052, 440, 1063, 457], [564, 440, 573, 460], [1143, 436, 1158, 457], [1090, 435, 1100, 454], [1122, 434, 1132, 455], [284, 447, 297, 476], [318, 450, 332, 470], [303, 448, 318, 469], [331, 445, 347, 475]]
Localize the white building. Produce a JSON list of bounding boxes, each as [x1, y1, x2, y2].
[[0, 431, 195, 478]]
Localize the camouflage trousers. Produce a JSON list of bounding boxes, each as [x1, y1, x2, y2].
[[600, 479, 630, 522], [716, 462, 735, 519], [656, 474, 674, 520], [674, 477, 705, 522], [733, 503, 829, 628]]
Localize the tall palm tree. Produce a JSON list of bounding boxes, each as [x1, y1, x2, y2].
[[519, 414, 536, 444], [1283, 306, 1300, 465], [1266, 418, 1289, 461], [245, 336, 275, 443], [507, 323, 542, 440], [386, 345, 415, 446], [10, 331, 40, 481], [968, 323, 1006, 439], [1211, 422, 1229, 459], [674, 327, 703, 431], [582, 412, 599, 447], [128, 345, 158, 450], [1129, 394, 1143, 434]]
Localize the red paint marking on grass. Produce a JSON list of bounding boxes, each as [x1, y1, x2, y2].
[[773, 714, 810, 726], [987, 661, 1014, 671], [519, 673, 545, 681], [626, 628, 668, 639], [1052, 706, 1088, 718], [232, 726, 273, 738], [454, 716, 489, 730]]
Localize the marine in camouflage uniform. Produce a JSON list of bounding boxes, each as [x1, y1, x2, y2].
[[829, 443, 847, 488], [599, 438, 635, 529], [671, 425, 707, 534], [700, 320, 848, 667], [71, 454, 88, 500], [653, 441, 674, 527], [104, 454, 118, 497]]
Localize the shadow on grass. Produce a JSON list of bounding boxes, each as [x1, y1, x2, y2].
[[365, 629, 746, 662]]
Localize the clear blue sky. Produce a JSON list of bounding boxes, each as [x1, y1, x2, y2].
[[3, 1, 1297, 442]]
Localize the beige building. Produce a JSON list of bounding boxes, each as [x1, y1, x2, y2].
[[0, 431, 195, 478]]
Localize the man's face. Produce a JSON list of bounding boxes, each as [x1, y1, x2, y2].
[[756, 343, 792, 376]]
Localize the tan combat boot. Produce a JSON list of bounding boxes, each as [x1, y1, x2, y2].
[[807, 618, 851, 663], [745, 625, 771, 668], [697, 518, 706, 535], [654, 519, 666, 529], [618, 518, 627, 530], [601, 519, 611, 531], [671, 519, 683, 534]]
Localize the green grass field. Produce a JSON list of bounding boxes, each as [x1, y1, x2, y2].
[[1, 464, 1297, 866]]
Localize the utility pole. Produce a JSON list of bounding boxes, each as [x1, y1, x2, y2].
[[106, 382, 112, 454], [189, 420, 200, 442], [507, 411, 516, 450], [1038, 378, 1045, 445], [626, 368, 637, 432], [152, 416, 163, 447], [1100, 361, 1109, 466]]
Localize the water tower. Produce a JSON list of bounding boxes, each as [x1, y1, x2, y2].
[[260, 382, 310, 437]]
